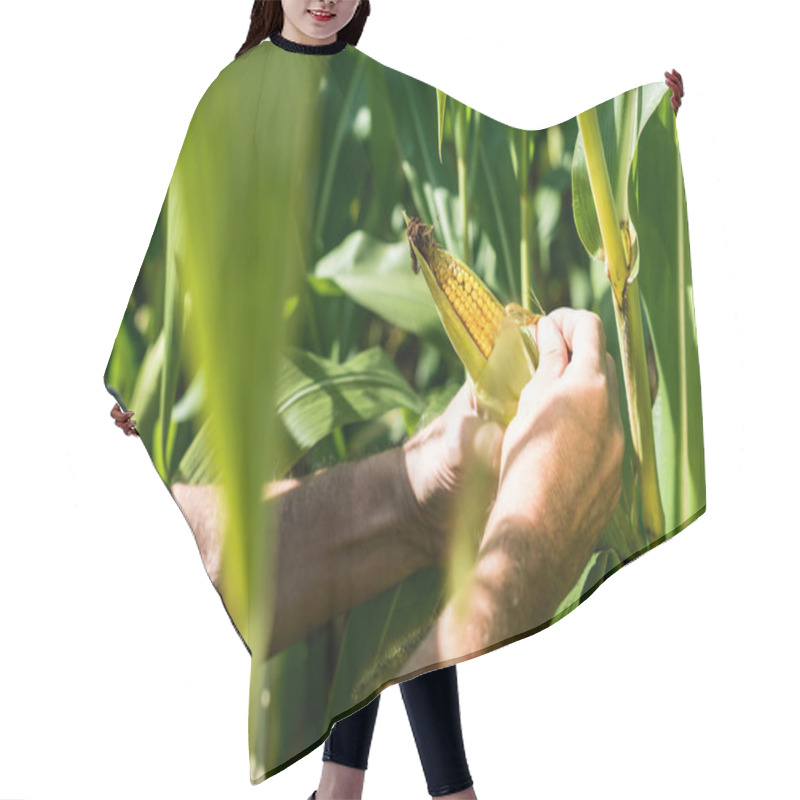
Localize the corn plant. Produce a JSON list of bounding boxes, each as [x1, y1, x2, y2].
[[104, 51, 703, 782]]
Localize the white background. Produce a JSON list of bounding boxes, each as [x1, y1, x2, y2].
[[1, 1, 797, 798]]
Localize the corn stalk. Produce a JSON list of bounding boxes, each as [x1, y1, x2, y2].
[[577, 103, 665, 542], [437, 93, 478, 270], [517, 129, 533, 312]]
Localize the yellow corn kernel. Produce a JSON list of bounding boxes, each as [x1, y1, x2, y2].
[[405, 211, 543, 426], [406, 214, 506, 359]]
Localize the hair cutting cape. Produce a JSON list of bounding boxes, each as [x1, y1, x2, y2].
[[103, 35, 705, 785]]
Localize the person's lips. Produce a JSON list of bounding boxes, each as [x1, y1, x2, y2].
[[308, 9, 335, 21]]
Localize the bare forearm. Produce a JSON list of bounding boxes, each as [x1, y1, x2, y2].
[[399, 511, 566, 674], [174, 449, 432, 652], [172, 446, 434, 656], [267, 445, 435, 654]]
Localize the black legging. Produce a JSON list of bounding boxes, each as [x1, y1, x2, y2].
[[323, 664, 473, 797]]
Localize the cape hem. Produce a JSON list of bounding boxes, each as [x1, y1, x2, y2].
[[248, 502, 707, 786]]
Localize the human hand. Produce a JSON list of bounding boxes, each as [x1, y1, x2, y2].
[[665, 68, 684, 116], [403, 380, 505, 565], [483, 309, 625, 615], [111, 402, 139, 436]]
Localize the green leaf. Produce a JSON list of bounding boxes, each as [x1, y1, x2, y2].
[[552, 551, 601, 619], [473, 317, 536, 426], [365, 58, 403, 233], [631, 95, 706, 536], [437, 88, 447, 162], [314, 229, 447, 345], [273, 345, 425, 474], [175, 346, 424, 484], [158, 190, 184, 482], [175, 417, 221, 485], [382, 69, 460, 253], [126, 329, 168, 464], [552, 548, 622, 621], [170, 49, 327, 679], [326, 565, 447, 718], [251, 620, 333, 775], [306, 274, 345, 297], [473, 119, 522, 300]]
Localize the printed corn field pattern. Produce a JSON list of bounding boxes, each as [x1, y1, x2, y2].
[[103, 43, 704, 783]]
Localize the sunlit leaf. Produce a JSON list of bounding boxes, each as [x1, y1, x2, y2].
[[632, 95, 706, 535]]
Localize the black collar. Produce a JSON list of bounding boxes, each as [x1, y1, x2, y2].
[[270, 31, 348, 56]]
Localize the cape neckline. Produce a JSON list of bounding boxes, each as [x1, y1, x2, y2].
[[270, 31, 349, 56]]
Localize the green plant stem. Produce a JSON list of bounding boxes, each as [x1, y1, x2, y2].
[[613, 279, 664, 541], [304, 282, 323, 354], [577, 107, 665, 541], [454, 103, 469, 263], [519, 130, 532, 311], [466, 109, 482, 206], [615, 89, 637, 219]]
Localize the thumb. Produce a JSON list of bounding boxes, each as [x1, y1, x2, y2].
[[470, 419, 504, 476], [532, 316, 569, 382]]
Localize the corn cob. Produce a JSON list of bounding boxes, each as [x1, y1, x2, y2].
[[404, 211, 543, 426]]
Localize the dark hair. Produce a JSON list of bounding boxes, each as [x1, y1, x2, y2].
[[236, 1, 371, 59]]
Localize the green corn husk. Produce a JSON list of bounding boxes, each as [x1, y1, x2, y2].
[[404, 212, 541, 426]]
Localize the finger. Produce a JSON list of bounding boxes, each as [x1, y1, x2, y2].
[[546, 308, 606, 375], [665, 77, 681, 102], [530, 315, 569, 383], [449, 379, 477, 415], [111, 405, 134, 423], [666, 69, 683, 95], [457, 378, 494, 421]]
